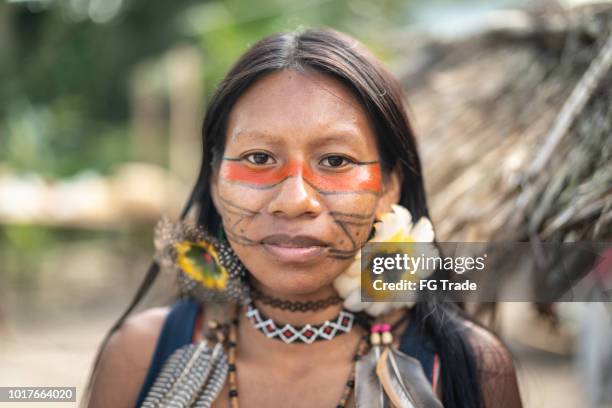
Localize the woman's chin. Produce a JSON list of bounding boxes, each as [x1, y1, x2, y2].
[[238, 245, 349, 298], [250, 270, 340, 299]]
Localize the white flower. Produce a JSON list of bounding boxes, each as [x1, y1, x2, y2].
[[333, 204, 438, 316]]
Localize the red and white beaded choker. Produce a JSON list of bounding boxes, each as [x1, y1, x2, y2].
[[245, 302, 355, 344]]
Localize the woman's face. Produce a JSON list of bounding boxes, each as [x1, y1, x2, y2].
[[211, 69, 400, 297]]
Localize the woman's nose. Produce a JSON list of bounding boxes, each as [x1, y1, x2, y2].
[[266, 172, 323, 219]]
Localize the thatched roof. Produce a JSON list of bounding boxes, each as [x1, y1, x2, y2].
[[400, 3, 611, 243]]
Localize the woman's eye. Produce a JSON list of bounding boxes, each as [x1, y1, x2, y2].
[[244, 152, 274, 165], [321, 155, 353, 168]]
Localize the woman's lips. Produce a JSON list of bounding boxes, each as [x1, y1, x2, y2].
[[262, 243, 327, 263], [260, 234, 329, 263]]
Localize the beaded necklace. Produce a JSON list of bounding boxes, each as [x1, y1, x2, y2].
[[245, 301, 356, 344], [225, 313, 369, 408]]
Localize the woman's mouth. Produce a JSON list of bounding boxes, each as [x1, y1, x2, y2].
[[260, 234, 328, 263]]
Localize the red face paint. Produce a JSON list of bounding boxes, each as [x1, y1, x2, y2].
[[220, 159, 382, 194]]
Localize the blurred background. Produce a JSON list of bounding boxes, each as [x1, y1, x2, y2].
[[0, 0, 610, 406]]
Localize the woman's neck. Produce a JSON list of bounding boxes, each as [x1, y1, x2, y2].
[[236, 282, 411, 362], [249, 281, 344, 326], [246, 281, 409, 327]]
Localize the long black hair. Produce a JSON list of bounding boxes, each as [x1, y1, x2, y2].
[[88, 28, 484, 408]]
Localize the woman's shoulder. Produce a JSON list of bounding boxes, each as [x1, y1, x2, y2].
[[88, 307, 170, 408], [462, 319, 523, 408], [462, 319, 515, 373]]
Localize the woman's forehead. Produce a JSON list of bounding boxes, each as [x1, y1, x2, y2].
[[225, 69, 376, 147]]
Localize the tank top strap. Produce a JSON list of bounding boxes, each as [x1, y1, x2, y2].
[[398, 316, 438, 386], [134, 298, 201, 408]]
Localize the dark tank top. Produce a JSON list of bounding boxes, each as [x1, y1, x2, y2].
[[134, 299, 438, 407]]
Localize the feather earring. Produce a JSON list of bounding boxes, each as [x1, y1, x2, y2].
[[153, 216, 251, 304], [355, 324, 443, 408]]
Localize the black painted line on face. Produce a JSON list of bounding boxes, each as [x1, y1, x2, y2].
[[218, 194, 258, 217], [328, 213, 372, 227], [316, 189, 382, 197], [231, 215, 244, 230], [301, 178, 383, 197], [224, 229, 258, 246], [332, 220, 371, 227], [221, 205, 253, 220], [334, 219, 357, 251], [329, 210, 375, 220]]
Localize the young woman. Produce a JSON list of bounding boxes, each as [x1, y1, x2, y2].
[[87, 29, 522, 408]]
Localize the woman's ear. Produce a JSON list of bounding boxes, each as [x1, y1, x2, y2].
[[375, 163, 402, 218]]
